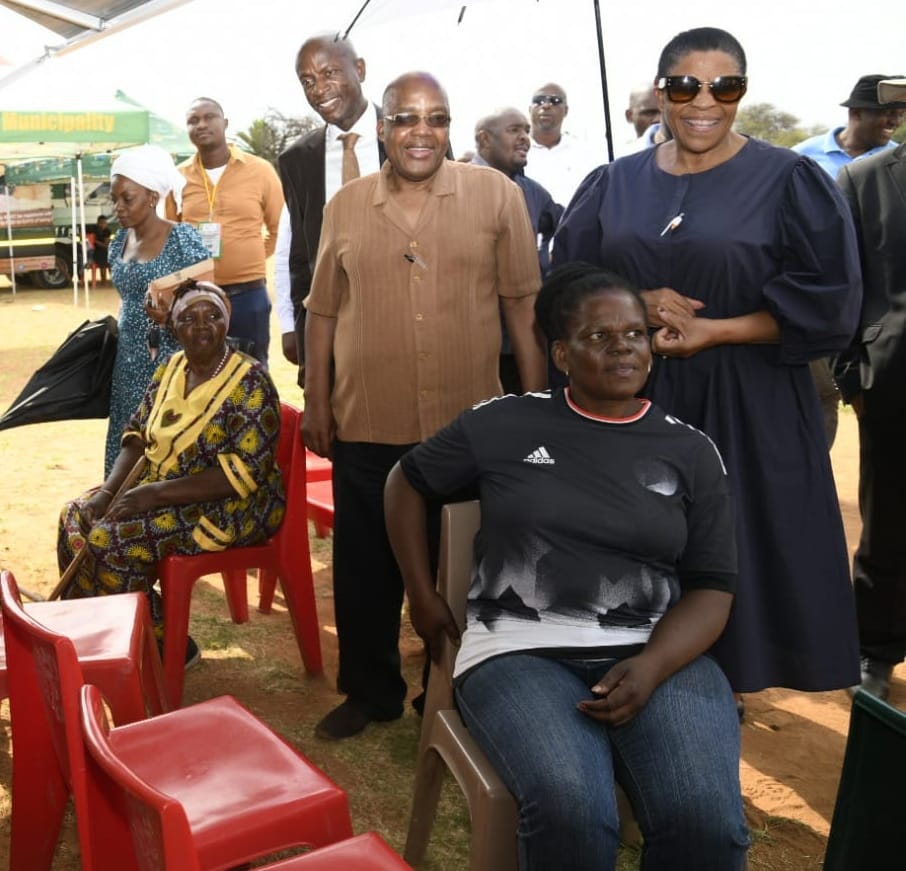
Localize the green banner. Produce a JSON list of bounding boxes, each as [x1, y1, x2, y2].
[[0, 110, 149, 144]]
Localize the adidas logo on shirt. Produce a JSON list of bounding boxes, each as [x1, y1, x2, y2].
[[523, 446, 555, 465]]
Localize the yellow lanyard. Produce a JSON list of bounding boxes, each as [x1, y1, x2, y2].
[[197, 146, 230, 221]]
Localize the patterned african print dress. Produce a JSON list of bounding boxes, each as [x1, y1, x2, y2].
[[106, 222, 210, 475], [59, 350, 286, 632]]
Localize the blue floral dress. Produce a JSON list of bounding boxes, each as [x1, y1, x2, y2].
[[106, 222, 209, 474]]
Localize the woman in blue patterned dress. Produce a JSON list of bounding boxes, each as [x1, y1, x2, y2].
[[59, 281, 285, 656], [106, 145, 210, 474]]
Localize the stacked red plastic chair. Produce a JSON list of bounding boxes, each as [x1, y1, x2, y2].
[[0, 569, 352, 871], [1, 569, 168, 870]]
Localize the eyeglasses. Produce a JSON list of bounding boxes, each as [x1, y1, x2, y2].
[[656, 75, 747, 104], [383, 112, 451, 128], [531, 95, 565, 107]]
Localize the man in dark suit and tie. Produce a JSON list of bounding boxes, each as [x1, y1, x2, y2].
[[277, 34, 384, 380], [836, 77, 906, 701]]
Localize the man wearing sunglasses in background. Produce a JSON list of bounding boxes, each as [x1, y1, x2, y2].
[[303, 71, 548, 740], [834, 77, 906, 702], [525, 83, 602, 208], [276, 35, 384, 384]]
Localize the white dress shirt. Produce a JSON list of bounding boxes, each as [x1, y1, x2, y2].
[[275, 100, 381, 336]]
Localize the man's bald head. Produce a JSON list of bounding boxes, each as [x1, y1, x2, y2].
[[474, 107, 531, 176], [382, 71, 449, 116], [626, 82, 660, 137], [529, 82, 568, 142], [295, 33, 367, 130]]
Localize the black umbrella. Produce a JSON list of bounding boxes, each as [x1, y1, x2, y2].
[[342, 0, 615, 162], [0, 316, 118, 431]]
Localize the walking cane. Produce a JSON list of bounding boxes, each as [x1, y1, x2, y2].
[[49, 454, 148, 602]]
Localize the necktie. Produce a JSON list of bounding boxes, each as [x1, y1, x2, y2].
[[339, 132, 361, 185]]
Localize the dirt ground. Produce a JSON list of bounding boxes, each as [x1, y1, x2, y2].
[[0, 281, 903, 869]]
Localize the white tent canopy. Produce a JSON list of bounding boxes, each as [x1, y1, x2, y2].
[[0, 0, 195, 91]]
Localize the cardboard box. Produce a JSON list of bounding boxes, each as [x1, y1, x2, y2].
[[146, 258, 215, 321]]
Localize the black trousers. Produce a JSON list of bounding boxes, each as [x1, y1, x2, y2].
[[331, 440, 442, 718], [853, 404, 906, 664]]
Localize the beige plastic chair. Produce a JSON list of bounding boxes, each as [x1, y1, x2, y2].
[[404, 501, 640, 870]]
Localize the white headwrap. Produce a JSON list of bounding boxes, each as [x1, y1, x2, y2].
[[111, 145, 186, 214], [170, 281, 232, 328]]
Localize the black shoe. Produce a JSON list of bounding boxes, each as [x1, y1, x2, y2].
[[852, 657, 893, 701], [315, 699, 375, 740], [411, 691, 426, 717], [314, 699, 401, 740]]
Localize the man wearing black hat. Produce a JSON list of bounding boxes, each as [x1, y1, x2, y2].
[[834, 77, 906, 701], [792, 74, 906, 449], [792, 74, 906, 178]]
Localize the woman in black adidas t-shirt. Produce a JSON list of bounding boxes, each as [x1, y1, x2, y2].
[[386, 264, 748, 870]]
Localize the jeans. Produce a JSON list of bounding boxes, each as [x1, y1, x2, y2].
[[456, 653, 749, 871], [223, 283, 271, 366]]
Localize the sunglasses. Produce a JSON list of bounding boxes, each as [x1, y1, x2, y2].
[[531, 95, 565, 106], [656, 75, 747, 104], [383, 112, 451, 128]]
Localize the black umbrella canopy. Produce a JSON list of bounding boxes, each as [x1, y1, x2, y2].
[[0, 316, 117, 431], [342, 0, 614, 161]]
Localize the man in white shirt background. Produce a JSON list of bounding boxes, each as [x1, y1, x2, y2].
[[524, 82, 602, 209]]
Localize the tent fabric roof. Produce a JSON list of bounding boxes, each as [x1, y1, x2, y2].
[[0, 1, 153, 39], [0, 0, 194, 90], [0, 0, 149, 40]]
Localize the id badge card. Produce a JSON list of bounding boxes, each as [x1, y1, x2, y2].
[[197, 221, 223, 259]]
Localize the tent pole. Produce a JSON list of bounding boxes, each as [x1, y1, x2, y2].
[[592, 0, 615, 163], [3, 184, 16, 298], [76, 154, 90, 311], [70, 176, 78, 305]]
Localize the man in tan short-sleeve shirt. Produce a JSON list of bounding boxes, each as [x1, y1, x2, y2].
[[304, 71, 546, 740]]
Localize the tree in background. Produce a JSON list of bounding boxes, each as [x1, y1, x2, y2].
[[734, 102, 825, 148], [236, 111, 319, 166]]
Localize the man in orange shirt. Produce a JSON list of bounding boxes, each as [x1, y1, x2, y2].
[[170, 97, 284, 365]]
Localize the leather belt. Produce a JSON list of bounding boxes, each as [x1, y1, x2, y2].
[[220, 280, 266, 298]]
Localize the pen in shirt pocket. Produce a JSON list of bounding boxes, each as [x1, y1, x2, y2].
[[403, 252, 428, 269], [660, 212, 685, 236]]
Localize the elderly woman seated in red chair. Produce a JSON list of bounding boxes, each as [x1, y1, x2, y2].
[[58, 280, 285, 664]]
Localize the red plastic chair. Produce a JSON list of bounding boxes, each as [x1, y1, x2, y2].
[[1, 565, 353, 871], [158, 402, 322, 708], [305, 447, 332, 483], [306, 479, 335, 539], [0, 569, 168, 871], [77, 685, 354, 871], [260, 836, 412, 870], [80, 687, 405, 870]]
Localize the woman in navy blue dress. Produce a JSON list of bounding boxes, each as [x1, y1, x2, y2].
[[554, 27, 863, 693]]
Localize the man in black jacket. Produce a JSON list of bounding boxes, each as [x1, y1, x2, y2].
[[836, 77, 906, 700], [277, 34, 384, 381]]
